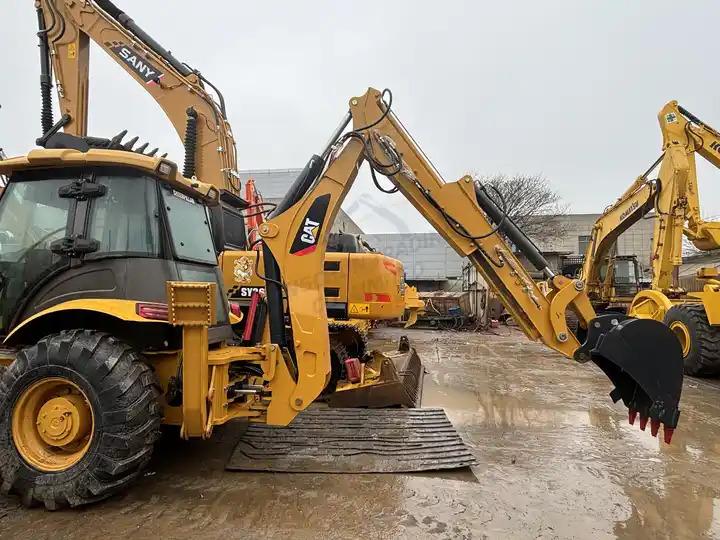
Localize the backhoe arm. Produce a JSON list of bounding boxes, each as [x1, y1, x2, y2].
[[35, 0, 239, 192], [260, 88, 683, 441], [657, 101, 720, 257]]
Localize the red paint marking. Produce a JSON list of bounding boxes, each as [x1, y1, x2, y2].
[[294, 244, 317, 256], [383, 260, 398, 274], [363, 293, 392, 302]]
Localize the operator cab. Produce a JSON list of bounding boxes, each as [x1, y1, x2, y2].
[[0, 156, 230, 344]]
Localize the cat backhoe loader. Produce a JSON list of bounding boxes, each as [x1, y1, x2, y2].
[[0, 86, 684, 508], [580, 101, 720, 376], [34, 0, 424, 402]]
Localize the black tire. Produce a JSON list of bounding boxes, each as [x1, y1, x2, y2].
[[0, 330, 161, 509], [663, 304, 720, 377]]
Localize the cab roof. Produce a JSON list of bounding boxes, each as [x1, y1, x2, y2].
[[0, 148, 219, 205]]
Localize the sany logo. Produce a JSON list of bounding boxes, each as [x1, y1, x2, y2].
[[300, 218, 320, 245], [109, 43, 164, 84]]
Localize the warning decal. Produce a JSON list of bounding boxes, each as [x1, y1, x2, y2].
[[349, 303, 371, 315]]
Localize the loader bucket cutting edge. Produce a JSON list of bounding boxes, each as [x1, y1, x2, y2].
[[326, 347, 424, 408], [579, 315, 683, 442]]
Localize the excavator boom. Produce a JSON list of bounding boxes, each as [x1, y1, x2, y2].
[[35, 0, 240, 193]]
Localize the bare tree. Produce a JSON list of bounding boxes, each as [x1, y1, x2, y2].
[[471, 173, 568, 244]]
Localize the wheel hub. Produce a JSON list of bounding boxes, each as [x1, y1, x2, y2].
[[36, 394, 91, 447], [669, 321, 691, 357], [12, 378, 94, 472]]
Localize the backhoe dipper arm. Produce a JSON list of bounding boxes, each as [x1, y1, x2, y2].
[[260, 88, 683, 441], [34, 0, 239, 192]]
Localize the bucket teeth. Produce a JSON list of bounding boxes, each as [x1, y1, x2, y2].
[[650, 418, 660, 437], [628, 409, 637, 425], [639, 415, 648, 431], [664, 426, 675, 444]]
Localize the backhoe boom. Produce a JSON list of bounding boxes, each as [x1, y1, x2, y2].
[[260, 88, 684, 439]]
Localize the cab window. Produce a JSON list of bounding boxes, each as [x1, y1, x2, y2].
[[161, 186, 216, 264], [88, 174, 160, 257]]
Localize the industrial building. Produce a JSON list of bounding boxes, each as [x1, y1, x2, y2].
[[239, 168, 363, 235], [242, 168, 656, 289]]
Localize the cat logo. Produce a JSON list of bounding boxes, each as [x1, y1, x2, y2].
[[290, 194, 331, 256], [300, 218, 320, 245]]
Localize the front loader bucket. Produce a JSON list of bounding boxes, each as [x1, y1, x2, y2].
[[327, 345, 424, 408], [577, 314, 684, 443]]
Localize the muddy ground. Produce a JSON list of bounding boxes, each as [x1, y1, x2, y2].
[[1, 326, 719, 539]]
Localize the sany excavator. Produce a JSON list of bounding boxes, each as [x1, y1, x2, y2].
[[36, 0, 424, 399], [0, 84, 684, 507], [581, 101, 720, 376]]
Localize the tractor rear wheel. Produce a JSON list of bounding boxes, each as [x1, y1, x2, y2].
[[0, 330, 161, 509], [663, 304, 720, 376]]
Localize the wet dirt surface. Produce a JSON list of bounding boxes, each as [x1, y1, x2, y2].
[[1, 327, 720, 539]]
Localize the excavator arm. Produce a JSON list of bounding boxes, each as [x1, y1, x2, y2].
[[260, 88, 684, 441], [34, 0, 239, 192], [580, 161, 659, 301]]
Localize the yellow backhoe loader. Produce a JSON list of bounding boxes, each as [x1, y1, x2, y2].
[[0, 84, 684, 508], [580, 101, 720, 376], [35, 0, 423, 401]]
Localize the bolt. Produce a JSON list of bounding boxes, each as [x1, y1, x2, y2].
[[611, 319, 619, 326], [574, 280, 584, 291], [594, 322, 601, 328], [464, 177, 471, 183], [558, 332, 568, 342], [351, 99, 358, 106], [294, 398, 303, 407]]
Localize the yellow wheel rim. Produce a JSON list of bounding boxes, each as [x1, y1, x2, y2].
[[669, 321, 692, 358], [12, 377, 94, 472]]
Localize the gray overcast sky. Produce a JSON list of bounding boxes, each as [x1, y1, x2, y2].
[[2, 1, 720, 233]]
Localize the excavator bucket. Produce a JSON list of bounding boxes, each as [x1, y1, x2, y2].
[[327, 337, 424, 408], [577, 314, 684, 443]]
